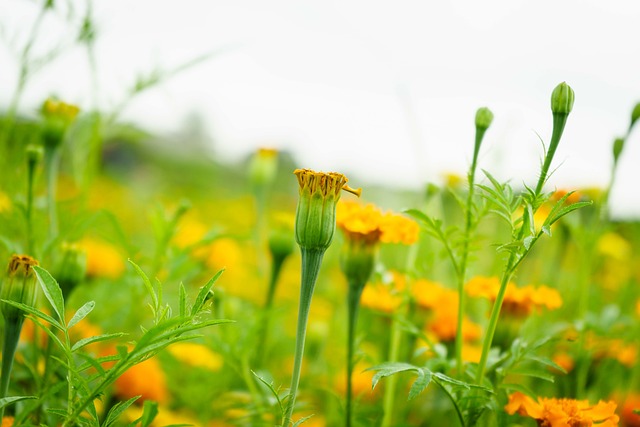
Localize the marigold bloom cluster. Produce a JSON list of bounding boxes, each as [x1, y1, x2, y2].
[[466, 276, 562, 316], [505, 392, 619, 427], [336, 200, 419, 245]]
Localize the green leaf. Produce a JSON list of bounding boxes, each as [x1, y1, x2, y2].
[[499, 382, 536, 398], [0, 395, 37, 410], [140, 400, 159, 427], [525, 355, 566, 374], [293, 414, 315, 426], [191, 269, 224, 316], [252, 370, 284, 416], [128, 260, 158, 310], [508, 367, 555, 383], [33, 266, 65, 323], [545, 201, 592, 227], [102, 395, 140, 427], [179, 282, 187, 318], [0, 300, 64, 330], [408, 368, 432, 400], [72, 332, 127, 352], [46, 407, 69, 418], [367, 362, 417, 390], [68, 301, 96, 329]]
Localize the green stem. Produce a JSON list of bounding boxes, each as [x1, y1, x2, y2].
[[454, 127, 485, 375], [346, 278, 365, 427], [381, 310, 403, 427], [44, 146, 60, 241], [535, 113, 567, 195], [0, 318, 24, 420], [255, 254, 286, 368], [26, 155, 38, 255], [282, 248, 324, 427]]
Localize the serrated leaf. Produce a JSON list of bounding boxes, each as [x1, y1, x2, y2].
[[545, 201, 592, 227], [68, 301, 96, 329], [33, 266, 65, 323], [367, 362, 417, 390], [191, 269, 224, 316], [72, 332, 126, 352], [408, 369, 432, 400], [0, 396, 37, 410], [102, 395, 140, 427]]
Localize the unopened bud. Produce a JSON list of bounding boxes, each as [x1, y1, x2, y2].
[[1, 255, 39, 322], [631, 102, 640, 130], [249, 148, 279, 189], [475, 107, 494, 131], [613, 138, 625, 163], [551, 82, 575, 115], [55, 243, 87, 298]]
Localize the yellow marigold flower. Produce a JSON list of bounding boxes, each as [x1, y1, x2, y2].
[[461, 344, 482, 364], [505, 392, 619, 427], [598, 232, 632, 262], [411, 279, 455, 310], [0, 192, 11, 214], [167, 342, 224, 371], [360, 282, 402, 313], [2, 417, 14, 427], [551, 352, 575, 373], [334, 362, 379, 400], [467, 276, 562, 316], [79, 238, 125, 279], [442, 172, 465, 188]]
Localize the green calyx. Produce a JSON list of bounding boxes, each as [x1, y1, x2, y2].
[[550, 82, 575, 115], [475, 107, 494, 131], [1, 255, 39, 322]]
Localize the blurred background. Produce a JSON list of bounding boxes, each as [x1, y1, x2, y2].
[[2, 0, 640, 216]]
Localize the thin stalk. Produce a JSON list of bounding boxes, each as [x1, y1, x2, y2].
[[26, 154, 38, 255], [346, 279, 365, 427], [0, 318, 24, 420], [255, 254, 286, 367], [454, 127, 485, 375], [476, 112, 569, 385], [282, 248, 324, 427], [44, 146, 60, 241], [381, 309, 403, 427]]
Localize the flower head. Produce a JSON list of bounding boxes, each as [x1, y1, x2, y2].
[[41, 97, 80, 149], [294, 169, 360, 252], [1, 255, 39, 322], [505, 392, 619, 427]]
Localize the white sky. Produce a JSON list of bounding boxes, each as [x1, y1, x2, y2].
[[2, 0, 640, 216]]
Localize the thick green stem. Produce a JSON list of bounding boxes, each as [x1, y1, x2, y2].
[[346, 279, 365, 427], [0, 318, 24, 420], [282, 248, 324, 427], [454, 127, 485, 375]]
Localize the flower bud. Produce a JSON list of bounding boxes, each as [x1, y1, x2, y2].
[[294, 169, 360, 252], [269, 226, 294, 262], [1, 255, 39, 322], [249, 148, 279, 189], [613, 137, 625, 164], [25, 144, 44, 166], [340, 240, 377, 287], [550, 82, 575, 115], [55, 243, 87, 298], [475, 107, 494, 131], [631, 102, 640, 129], [41, 97, 80, 150]]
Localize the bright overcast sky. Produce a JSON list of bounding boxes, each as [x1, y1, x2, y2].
[[2, 0, 640, 216]]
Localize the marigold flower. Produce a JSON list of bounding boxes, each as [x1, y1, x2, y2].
[[2, 417, 14, 427], [467, 276, 562, 316], [114, 356, 168, 403], [336, 200, 418, 246], [505, 392, 619, 427], [294, 169, 360, 252], [79, 238, 125, 279], [168, 342, 224, 371], [360, 282, 402, 313], [620, 393, 640, 427]]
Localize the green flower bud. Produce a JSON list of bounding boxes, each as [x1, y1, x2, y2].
[[475, 107, 494, 131], [55, 242, 87, 298], [25, 144, 44, 165], [41, 97, 80, 150], [631, 102, 640, 130], [294, 169, 361, 252], [340, 240, 377, 287], [1, 255, 39, 322], [269, 226, 294, 261], [613, 138, 625, 164], [249, 148, 279, 189], [550, 82, 575, 115]]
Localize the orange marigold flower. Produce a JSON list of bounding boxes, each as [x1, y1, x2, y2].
[[114, 357, 169, 403], [466, 276, 562, 316], [428, 309, 481, 342], [79, 238, 125, 279], [336, 200, 418, 245], [551, 189, 582, 205], [505, 392, 619, 427], [551, 352, 575, 373], [620, 394, 640, 427], [2, 417, 14, 427]]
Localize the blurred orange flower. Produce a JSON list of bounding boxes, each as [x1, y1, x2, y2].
[[360, 282, 402, 313], [337, 200, 419, 245], [79, 238, 125, 279], [505, 392, 619, 427], [114, 356, 169, 403]]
